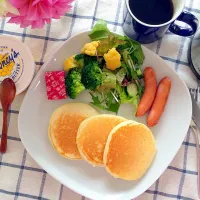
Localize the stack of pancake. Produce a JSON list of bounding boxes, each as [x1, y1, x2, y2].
[[49, 103, 156, 181]]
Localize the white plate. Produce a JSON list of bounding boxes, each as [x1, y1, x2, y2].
[[18, 31, 192, 200]]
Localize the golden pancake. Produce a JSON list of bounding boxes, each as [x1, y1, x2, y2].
[[49, 103, 99, 160], [104, 120, 156, 180], [77, 114, 126, 166]]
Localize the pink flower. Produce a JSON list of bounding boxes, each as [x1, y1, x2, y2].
[[7, 0, 74, 29]]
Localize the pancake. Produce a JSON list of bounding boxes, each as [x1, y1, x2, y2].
[[104, 120, 156, 180], [48, 103, 99, 160], [77, 114, 126, 166]]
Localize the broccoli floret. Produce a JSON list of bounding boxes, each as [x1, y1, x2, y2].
[[65, 68, 85, 99], [74, 54, 98, 68], [81, 62, 102, 90], [74, 54, 85, 60], [85, 55, 98, 65], [74, 54, 85, 68]]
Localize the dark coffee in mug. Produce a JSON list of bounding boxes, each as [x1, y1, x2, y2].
[[123, 0, 198, 44], [129, 0, 174, 25]]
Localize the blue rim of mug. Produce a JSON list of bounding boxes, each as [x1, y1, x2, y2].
[[125, 0, 186, 27]]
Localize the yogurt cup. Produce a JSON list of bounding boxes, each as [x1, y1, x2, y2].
[[0, 35, 35, 95]]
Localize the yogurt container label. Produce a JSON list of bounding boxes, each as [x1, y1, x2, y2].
[[0, 35, 35, 95], [0, 46, 24, 83]]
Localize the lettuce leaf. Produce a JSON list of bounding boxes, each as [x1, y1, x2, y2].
[[89, 20, 144, 66], [98, 69, 117, 91], [97, 34, 125, 55], [88, 19, 110, 41], [117, 36, 145, 66], [116, 68, 126, 84], [90, 90, 120, 114]]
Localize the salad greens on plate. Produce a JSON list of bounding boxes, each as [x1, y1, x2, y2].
[[64, 19, 145, 114]]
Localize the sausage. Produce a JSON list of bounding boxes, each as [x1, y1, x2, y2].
[[147, 77, 171, 127], [136, 67, 157, 116]]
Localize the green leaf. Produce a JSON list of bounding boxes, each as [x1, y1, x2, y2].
[[116, 83, 139, 115], [105, 91, 120, 113], [107, 102, 120, 113], [129, 95, 139, 115], [97, 34, 125, 55], [128, 40, 145, 66], [98, 68, 116, 91], [121, 61, 131, 80], [131, 70, 138, 80], [88, 19, 110, 41], [116, 68, 126, 84], [90, 92, 105, 110], [137, 83, 144, 98], [89, 90, 120, 114], [117, 37, 145, 66]]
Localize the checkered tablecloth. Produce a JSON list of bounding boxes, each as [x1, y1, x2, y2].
[[0, 0, 200, 199]]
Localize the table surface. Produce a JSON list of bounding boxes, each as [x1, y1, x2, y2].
[[0, 0, 200, 199]]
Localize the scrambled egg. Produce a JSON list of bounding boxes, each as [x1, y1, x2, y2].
[[81, 41, 99, 56], [104, 48, 121, 70], [63, 55, 76, 72]]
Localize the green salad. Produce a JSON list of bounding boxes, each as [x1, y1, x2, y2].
[[64, 20, 145, 114]]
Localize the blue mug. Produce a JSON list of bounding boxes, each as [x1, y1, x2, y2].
[[123, 0, 199, 44]]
